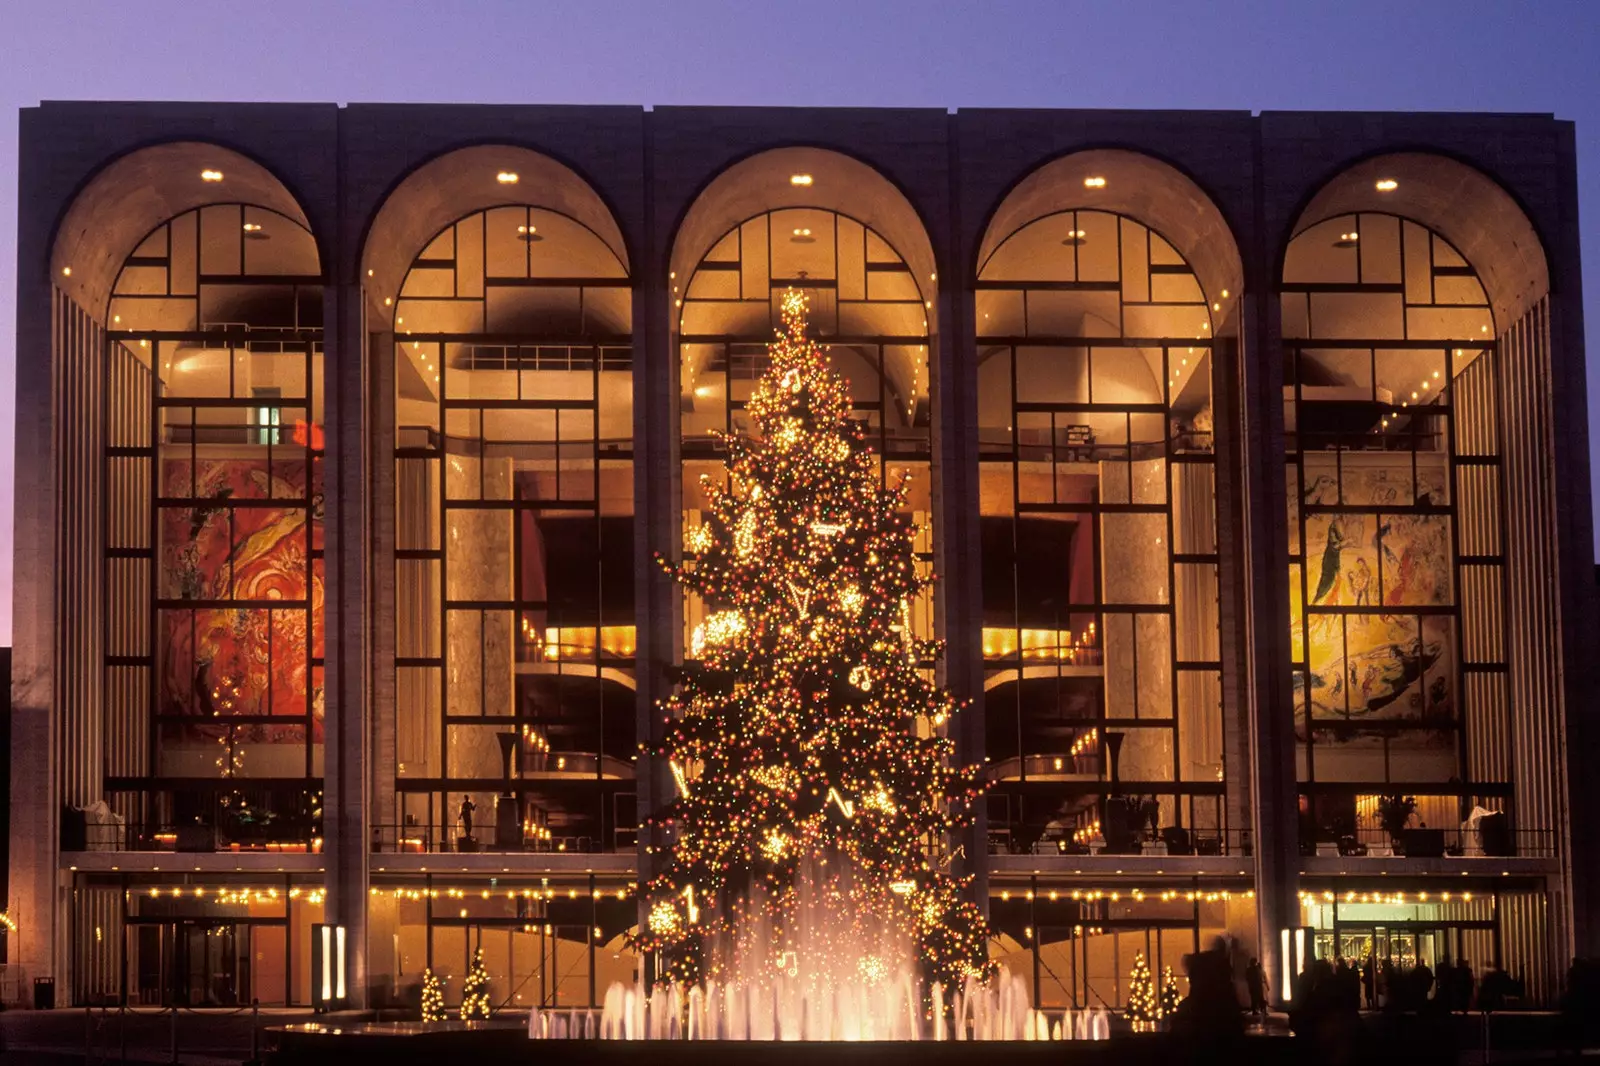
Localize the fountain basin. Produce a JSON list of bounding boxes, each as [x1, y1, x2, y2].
[[265, 1025, 1290, 1066]]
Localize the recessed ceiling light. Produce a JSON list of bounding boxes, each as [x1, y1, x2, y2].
[[1083, 176, 1107, 189], [1375, 178, 1398, 192], [497, 171, 519, 184], [200, 169, 224, 182], [790, 174, 813, 186], [1061, 229, 1087, 246], [61, 266, 71, 277]]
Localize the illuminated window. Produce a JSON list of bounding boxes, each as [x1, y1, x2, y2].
[[975, 209, 1224, 856]]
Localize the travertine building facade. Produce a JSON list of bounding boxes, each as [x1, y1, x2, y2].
[[7, 102, 1595, 1009]]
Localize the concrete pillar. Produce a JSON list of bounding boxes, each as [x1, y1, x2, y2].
[[322, 279, 369, 1006], [1209, 322, 1255, 851], [1238, 283, 1300, 1004], [634, 124, 675, 940], [368, 326, 397, 869], [937, 125, 987, 901], [8, 265, 60, 993]]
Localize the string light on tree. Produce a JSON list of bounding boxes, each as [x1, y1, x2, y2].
[[421, 968, 446, 1022], [639, 289, 992, 990], [1126, 951, 1159, 1030], [459, 947, 491, 1020], [1159, 964, 1182, 1018]]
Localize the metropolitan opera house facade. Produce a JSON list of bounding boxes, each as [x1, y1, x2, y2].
[[5, 101, 1595, 1011]]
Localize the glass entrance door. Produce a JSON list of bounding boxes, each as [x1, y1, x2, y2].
[[1317, 922, 1450, 1008], [169, 921, 247, 1006]]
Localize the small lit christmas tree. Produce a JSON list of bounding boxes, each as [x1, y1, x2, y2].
[[420, 968, 446, 1022], [459, 948, 491, 1020], [1159, 964, 1182, 1017], [1126, 951, 1159, 1029], [639, 290, 991, 990]]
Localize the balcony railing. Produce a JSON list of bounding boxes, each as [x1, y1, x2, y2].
[[76, 822, 322, 854], [370, 823, 636, 856]]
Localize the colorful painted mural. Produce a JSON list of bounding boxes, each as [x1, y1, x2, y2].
[[159, 456, 324, 741], [1291, 456, 1454, 738]]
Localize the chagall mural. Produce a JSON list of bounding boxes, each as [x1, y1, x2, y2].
[[159, 453, 325, 741], [1291, 455, 1454, 742]]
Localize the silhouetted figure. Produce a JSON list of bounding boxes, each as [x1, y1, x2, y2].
[[1451, 958, 1474, 1012], [1414, 959, 1435, 1011], [1246, 957, 1267, 1015], [1289, 958, 1365, 1066], [458, 795, 476, 840], [1559, 958, 1600, 1053], [1478, 965, 1511, 1013], [1171, 938, 1245, 1057], [1380, 956, 1396, 1010], [1361, 955, 1377, 1010]]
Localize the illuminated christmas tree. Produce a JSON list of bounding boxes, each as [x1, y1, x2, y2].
[[459, 948, 491, 1020], [639, 289, 992, 991], [1159, 964, 1182, 1017], [420, 968, 446, 1022], [1126, 952, 1159, 1028]]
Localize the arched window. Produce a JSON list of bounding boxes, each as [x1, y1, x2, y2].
[[976, 208, 1224, 856], [678, 207, 934, 645], [1282, 212, 1506, 848], [389, 203, 636, 857], [107, 201, 325, 831]]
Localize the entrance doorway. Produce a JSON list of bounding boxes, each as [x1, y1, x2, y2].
[[129, 920, 289, 1006]]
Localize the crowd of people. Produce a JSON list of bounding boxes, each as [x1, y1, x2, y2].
[[1283, 953, 1512, 1014]]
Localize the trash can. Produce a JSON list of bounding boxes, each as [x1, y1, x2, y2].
[[32, 976, 55, 1010]]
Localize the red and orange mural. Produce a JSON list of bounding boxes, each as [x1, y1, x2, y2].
[[159, 456, 324, 742]]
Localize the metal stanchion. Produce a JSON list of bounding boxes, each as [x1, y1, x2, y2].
[[250, 1000, 260, 1065], [85, 1003, 92, 1066], [120, 1003, 128, 1064], [169, 1006, 179, 1064]]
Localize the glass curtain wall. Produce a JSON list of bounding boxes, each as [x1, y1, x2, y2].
[[975, 210, 1224, 857], [102, 204, 325, 852], [678, 208, 934, 646], [389, 206, 636, 857], [1281, 214, 1516, 857]]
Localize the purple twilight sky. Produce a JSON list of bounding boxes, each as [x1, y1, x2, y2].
[[1, 0, 1599, 643]]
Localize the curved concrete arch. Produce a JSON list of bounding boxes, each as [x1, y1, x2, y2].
[[675, 203, 931, 417], [668, 146, 938, 320], [50, 141, 316, 319], [977, 149, 1245, 325], [1288, 151, 1549, 329], [362, 144, 629, 326]]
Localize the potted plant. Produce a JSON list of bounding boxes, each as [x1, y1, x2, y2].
[[1376, 794, 1418, 848]]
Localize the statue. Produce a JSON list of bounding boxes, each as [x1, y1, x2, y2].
[[458, 795, 477, 841]]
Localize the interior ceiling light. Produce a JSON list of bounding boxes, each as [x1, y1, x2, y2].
[[1061, 229, 1087, 246], [517, 224, 542, 243], [60, 266, 71, 277], [1375, 178, 1398, 191], [243, 222, 268, 240], [791, 227, 814, 243], [789, 174, 814, 186], [1083, 176, 1107, 188], [200, 169, 224, 182], [1334, 231, 1359, 248], [496, 171, 519, 185]]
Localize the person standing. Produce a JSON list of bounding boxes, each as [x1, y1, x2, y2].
[[1361, 955, 1377, 1010], [1246, 956, 1268, 1016]]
